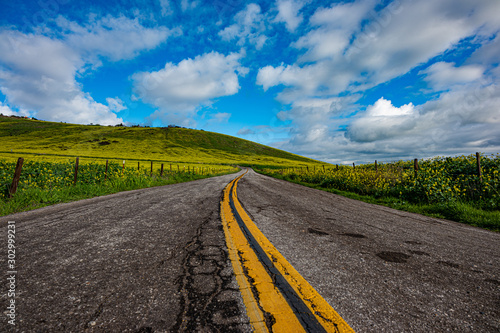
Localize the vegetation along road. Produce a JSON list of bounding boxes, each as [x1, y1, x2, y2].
[[1, 169, 499, 332]]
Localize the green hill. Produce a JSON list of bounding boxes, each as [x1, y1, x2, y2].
[[0, 115, 323, 166]]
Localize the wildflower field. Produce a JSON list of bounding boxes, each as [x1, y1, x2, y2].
[[257, 153, 500, 231], [0, 157, 238, 216]]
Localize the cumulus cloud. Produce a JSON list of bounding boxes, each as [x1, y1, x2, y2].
[[132, 51, 247, 126], [219, 3, 268, 50], [257, 0, 500, 162], [420, 62, 484, 91], [346, 98, 416, 142], [273, 0, 307, 32], [0, 15, 170, 125], [0, 101, 17, 116], [56, 15, 173, 63], [106, 97, 127, 112]]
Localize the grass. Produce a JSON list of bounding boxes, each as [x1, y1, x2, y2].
[[255, 155, 500, 232], [0, 159, 237, 216], [0, 115, 323, 167], [0, 115, 325, 216]]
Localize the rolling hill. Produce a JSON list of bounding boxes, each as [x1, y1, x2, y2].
[[0, 115, 324, 166]]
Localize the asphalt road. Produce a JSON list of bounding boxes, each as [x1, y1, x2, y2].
[[237, 169, 500, 332], [1, 168, 499, 332], [0, 171, 252, 332]]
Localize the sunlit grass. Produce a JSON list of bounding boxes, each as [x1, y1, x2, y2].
[[0, 158, 238, 216], [256, 154, 500, 231]]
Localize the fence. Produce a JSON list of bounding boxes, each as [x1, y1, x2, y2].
[[4, 157, 232, 198]]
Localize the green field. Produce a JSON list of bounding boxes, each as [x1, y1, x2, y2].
[[0, 115, 325, 216], [255, 154, 500, 231], [0, 115, 322, 167], [1, 116, 498, 231]]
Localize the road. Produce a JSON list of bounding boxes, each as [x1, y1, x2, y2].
[[1, 168, 499, 332]]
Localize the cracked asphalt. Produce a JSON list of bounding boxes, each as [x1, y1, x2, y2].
[[1, 168, 499, 332], [0, 170, 251, 332], [237, 169, 500, 332]]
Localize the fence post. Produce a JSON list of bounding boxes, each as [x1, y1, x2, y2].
[[138, 161, 140, 171], [73, 157, 79, 185], [105, 159, 109, 181], [414, 158, 419, 178], [160, 164, 164, 177], [9, 157, 24, 198], [151, 161, 153, 177], [353, 163, 355, 169], [476, 152, 482, 183], [375, 160, 378, 172]]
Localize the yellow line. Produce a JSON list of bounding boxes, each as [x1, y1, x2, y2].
[[221, 174, 304, 332], [221, 171, 355, 333]]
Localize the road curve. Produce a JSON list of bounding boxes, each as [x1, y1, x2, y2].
[[0, 168, 499, 332]]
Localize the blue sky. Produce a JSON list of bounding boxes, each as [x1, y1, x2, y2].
[[0, 0, 499, 163]]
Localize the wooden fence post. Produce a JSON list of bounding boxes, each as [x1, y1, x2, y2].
[[138, 161, 140, 171], [414, 158, 419, 178], [105, 159, 109, 181], [9, 157, 24, 198], [375, 160, 378, 172], [73, 157, 79, 185], [160, 164, 164, 177], [353, 163, 355, 169], [476, 152, 482, 183]]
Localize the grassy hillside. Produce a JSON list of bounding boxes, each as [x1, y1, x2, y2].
[[0, 116, 323, 166]]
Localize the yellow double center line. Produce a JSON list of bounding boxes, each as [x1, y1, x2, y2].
[[220, 171, 355, 332]]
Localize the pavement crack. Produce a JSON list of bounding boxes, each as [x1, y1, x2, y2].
[[173, 214, 250, 332]]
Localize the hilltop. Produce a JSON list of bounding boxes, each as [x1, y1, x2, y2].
[[0, 115, 323, 166]]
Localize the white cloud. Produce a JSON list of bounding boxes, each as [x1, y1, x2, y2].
[[56, 15, 173, 63], [420, 62, 484, 91], [273, 0, 307, 32], [219, 3, 268, 50], [237, 127, 255, 136], [346, 98, 417, 142], [159, 0, 173, 16], [106, 97, 127, 112], [0, 15, 171, 125], [294, 0, 375, 62], [181, 0, 199, 12], [132, 52, 247, 126], [207, 112, 231, 125], [257, 0, 500, 162], [0, 101, 17, 116]]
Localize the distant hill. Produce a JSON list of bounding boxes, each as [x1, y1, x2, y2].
[[0, 115, 324, 166]]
